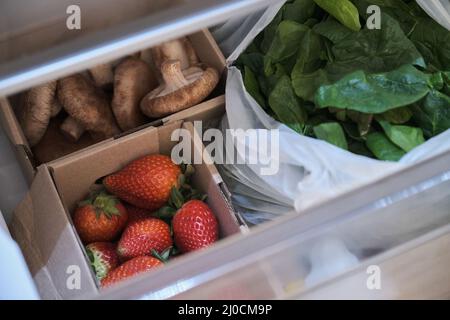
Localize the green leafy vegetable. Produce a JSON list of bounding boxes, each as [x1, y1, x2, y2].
[[325, 14, 425, 79], [378, 121, 425, 152], [376, 106, 413, 124], [268, 75, 307, 133], [266, 21, 309, 64], [313, 122, 348, 150], [313, 19, 353, 44], [243, 66, 266, 108], [366, 132, 406, 161], [237, 53, 264, 75], [291, 28, 327, 101], [347, 111, 373, 136], [284, 0, 317, 24], [410, 18, 450, 71], [313, 0, 361, 31], [348, 140, 374, 158], [315, 65, 431, 113], [237, 0, 450, 161], [412, 90, 450, 138], [260, 10, 283, 54]]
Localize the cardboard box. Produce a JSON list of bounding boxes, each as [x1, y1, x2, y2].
[[9, 108, 244, 299], [0, 29, 226, 183]]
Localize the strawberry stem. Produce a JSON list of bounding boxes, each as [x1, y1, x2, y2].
[[151, 247, 173, 263], [78, 191, 121, 219]]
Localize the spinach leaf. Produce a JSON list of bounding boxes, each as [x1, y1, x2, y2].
[[430, 71, 444, 91], [366, 132, 406, 161], [268, 75, 308, 133], [243, 66, 266, 108], [347, 111, 373, 136], [304, 18, 320, 28], [266, 21, 310, 64], [292, 69, 329, 102], [313, 19, 354, 44], [284, 0, 316, 24], [326, 14, 425, 80], [348, 140, 374, 158], [410, 18, 450, 71], [443, 72, 450, 96], [236, 53, 264, 75], [313, 122, 348, 150], [313, 0, 361, 31], [315, 65, 431, 114], [259, 63, 287, 95], [376, 106, 413, 124], [378, 120, 425, 152], [412, 90, 450, 138], [290, 28, 327, 101], [260, 10, 283, 54]]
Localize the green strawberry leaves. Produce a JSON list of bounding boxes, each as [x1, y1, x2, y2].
[[151, 247, 173, 263], [78, 189, 122, 219]]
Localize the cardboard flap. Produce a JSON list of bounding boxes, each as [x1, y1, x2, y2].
[[10, 166, 97, 299], [162, 95, 225, 125], [189, 30, 226, 74]]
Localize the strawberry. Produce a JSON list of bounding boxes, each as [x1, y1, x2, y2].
[[73, 191, 128, 244], [85, 242, 119, 281], [124, 204, 151, 224], [104, 154, 181, 211], [101, 256, 163, 287], [172, 200, 218, 253], [117, 218, 173, 260]]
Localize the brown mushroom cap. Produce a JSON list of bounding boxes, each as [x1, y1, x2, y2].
[[58, 74, 121, 139], [140, 60, 219, 118], [151, 37, 199, 71], [89, 63, 114, 91], [19, 81, 57, 147], [111, 58, 158, 131]]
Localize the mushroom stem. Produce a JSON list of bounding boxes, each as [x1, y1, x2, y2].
[[152, 37, 198, 71], [60, 116, 85, 142], [160, 60, 189, 91]]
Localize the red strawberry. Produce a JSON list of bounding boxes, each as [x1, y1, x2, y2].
[[85, 242, 119, 281], [117, 218, 173, 260], [124, 204, 151, 224], [103, 154, 181, 210], [73, 192, 128, 244], [172, 200, 218, 253], [101, 256, 163, 287]]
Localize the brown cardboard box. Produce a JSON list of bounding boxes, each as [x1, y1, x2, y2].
[[0, 29, 226, 182], [9, 111, 244, 299]]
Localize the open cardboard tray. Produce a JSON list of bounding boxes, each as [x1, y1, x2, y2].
[[8, 99, 246, 299], [0, 29, 226, 183]]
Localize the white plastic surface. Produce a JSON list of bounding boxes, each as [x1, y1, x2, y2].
[[0, 210, 39, 300], [417, 0, 450, 30]]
